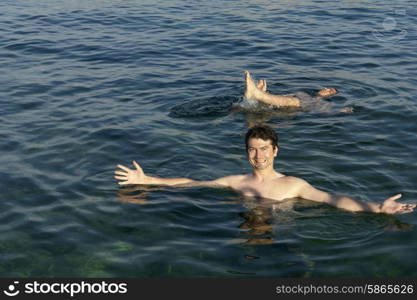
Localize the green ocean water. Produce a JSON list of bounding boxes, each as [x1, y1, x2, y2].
[[1, 0, 417, 277]]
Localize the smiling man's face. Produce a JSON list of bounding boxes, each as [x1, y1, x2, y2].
[[247, 138, 278, 170]]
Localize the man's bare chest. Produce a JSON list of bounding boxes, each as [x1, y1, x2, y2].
[[231, 179, 294, 201]]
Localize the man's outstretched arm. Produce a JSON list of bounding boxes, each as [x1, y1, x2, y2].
[[296, 178, 415, 214], [114, 161, 230, 188]]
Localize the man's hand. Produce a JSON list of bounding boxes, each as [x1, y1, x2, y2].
[[114, 161, 149, 185], [380, 194, 416, 214]]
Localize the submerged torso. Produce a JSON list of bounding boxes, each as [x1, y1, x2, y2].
[[228, 174, 301, 201]]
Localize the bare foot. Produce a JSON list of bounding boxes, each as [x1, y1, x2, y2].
[[256, 80, 263, 91], [262, 80, 267, 92], [257, 79, 267, 92], [244, 71, 262, 99]]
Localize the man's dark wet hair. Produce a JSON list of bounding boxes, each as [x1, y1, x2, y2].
[[245, 125, 279, 151]]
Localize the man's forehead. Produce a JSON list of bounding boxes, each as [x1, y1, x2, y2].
[[247, 138, 274, 146]]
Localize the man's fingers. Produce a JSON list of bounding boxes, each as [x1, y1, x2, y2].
[[398, 208, 413, 214], [114, 171, 127, 176], [133, 160, 143, 172], [389, 194, 402, 202], [396, 204, 415, 214], [402, 204, 415, 211], [117, 164, 130, 172], [114, 176, 127, 180], [115, 178, 129, 185]]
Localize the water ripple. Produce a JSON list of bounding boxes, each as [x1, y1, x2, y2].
[[1, 0, 416, 277]]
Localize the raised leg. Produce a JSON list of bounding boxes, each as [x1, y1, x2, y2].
[[244, 71, 300, 108]]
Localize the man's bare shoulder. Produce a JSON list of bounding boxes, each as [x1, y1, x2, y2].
[[278, 175, 309, 187], [271, 175, 312, 199], [213, 174, 248, 186], [222, 174, 249, 183]]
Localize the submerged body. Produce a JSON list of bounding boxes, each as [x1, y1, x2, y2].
[[239, 71, 352, 114], [239, 91, 325, 112]]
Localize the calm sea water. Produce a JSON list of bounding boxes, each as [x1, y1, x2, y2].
[[1, 0, 417, 277]]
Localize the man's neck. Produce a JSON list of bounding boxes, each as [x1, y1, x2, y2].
[[251, 167, 279, 181]]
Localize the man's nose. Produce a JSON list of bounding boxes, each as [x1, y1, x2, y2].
[[255, 150, 263, 158]]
